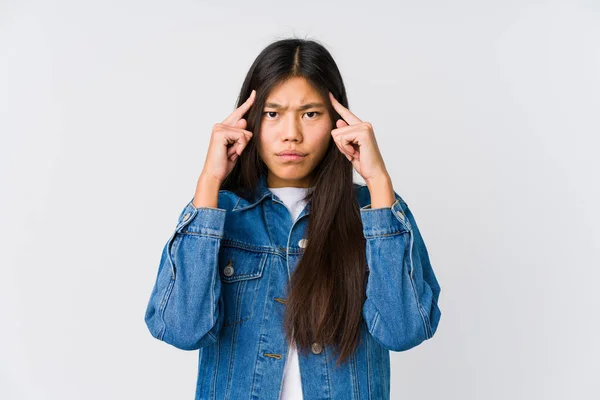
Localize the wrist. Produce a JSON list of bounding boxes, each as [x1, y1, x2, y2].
[[198, 172, 223, 188], [194, 173, 222, 209], [365, 174, 395, 209], [365, 171, 391, 190]]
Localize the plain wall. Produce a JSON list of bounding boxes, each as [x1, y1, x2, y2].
[[1, 0, 599, 399]]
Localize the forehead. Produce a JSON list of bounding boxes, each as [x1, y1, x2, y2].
[[266, 77, 323, 103]]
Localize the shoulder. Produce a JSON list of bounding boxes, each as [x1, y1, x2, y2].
[[215, 189, 244, 211], [180, 190, 244, 217]]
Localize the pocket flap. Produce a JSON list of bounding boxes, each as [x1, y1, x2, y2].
[[218, 246, 267, 283]]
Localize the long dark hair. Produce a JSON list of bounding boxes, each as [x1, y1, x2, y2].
[[220, 37, 367, 367]]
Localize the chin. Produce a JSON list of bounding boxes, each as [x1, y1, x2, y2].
[[268, 167, 313, 181], [275, 171, 306, 180]]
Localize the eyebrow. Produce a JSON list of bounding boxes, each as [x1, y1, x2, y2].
[[264, 102, 325, 111]]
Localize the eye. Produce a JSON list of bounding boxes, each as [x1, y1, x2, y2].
[[262, 111, 321, 119]]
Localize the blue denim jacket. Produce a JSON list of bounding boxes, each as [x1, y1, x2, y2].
[[144, 172, 442, 400]]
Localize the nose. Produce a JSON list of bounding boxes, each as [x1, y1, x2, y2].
[[281, 114, 302, 142]]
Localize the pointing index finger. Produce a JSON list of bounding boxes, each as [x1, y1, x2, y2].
[[222, 89, 256, 126], [329, 92, 362, 125]]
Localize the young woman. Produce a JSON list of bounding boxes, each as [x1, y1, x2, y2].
[[145, 38, 442, 400]]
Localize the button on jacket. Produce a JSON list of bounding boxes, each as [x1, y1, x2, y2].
[[144, 173, 442, 400]]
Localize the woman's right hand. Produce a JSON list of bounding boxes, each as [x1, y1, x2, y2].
[[200, 89, 257, 183]]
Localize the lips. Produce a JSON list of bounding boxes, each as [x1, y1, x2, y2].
[[277, 151, 306, 162], [278, 150, 305, 156]]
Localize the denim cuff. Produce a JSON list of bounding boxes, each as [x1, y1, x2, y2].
[[360, 197, 412, 237], [175, 199, 227, 236]]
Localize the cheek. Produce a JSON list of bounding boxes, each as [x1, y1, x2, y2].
[[303, 130, 332, 158], [315, 124, 333, 146], [256, 129, 276, 156]]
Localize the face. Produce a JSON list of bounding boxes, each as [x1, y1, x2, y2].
[[257, 76, 332, 188]]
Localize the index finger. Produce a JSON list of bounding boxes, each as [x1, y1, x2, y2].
[[222, 89, 256, 126], [329, 92, 362, 125]]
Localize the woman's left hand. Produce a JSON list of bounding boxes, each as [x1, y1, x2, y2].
[[328, 92, 390, 184]]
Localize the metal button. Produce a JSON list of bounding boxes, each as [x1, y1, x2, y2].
[[183, 213, 190, 221], [298, 238, 308, 248], [223, 260, 234, 277], [311, 342, 323, 354]]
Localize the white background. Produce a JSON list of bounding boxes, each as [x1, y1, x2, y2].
[[1, 1, 599, 399]]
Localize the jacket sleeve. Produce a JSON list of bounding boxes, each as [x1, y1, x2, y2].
[[144, 197, 226, 350], [360, 191, 442, 351]]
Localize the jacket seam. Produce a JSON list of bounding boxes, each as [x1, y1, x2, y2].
[[157, 276, 175, 341], [178, 231, 226, 239], [225, 306, 240, 400], [371, 309, 380, 333], [198, 344, 207, 396], [363, 230, 406, 239], [406, 230, 431, 339], [366, 329, 372, 399], [210, 242, 216, 334], [324, 345, 332, 398], [211, 334, 220, 399], [350, 351, 359, 399], [159, 231, 184, 339], [165, 232, 178, 279]]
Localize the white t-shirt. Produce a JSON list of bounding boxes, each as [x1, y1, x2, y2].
[[268, 185, 314, 400]]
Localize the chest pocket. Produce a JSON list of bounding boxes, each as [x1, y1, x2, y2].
[[218, 246, 268, 327]]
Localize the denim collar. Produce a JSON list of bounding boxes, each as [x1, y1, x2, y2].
[[232, 173, 273, 212], [232, 172, 312, 216]]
